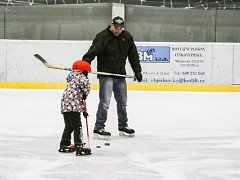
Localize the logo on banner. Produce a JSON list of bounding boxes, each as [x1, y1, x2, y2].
[[137, 46, 170, 63]]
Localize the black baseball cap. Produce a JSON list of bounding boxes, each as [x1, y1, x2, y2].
[[112, 16, 124, 28]]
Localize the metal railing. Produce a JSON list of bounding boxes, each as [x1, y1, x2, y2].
[[0, 0, 239, 10]]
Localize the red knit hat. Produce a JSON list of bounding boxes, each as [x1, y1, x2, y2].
[[72, 60, 91, 73]]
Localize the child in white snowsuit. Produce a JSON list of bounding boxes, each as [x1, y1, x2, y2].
[[59, 60, 91, 155]]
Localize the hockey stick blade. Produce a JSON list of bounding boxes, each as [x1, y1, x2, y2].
[[34, 54, 72, 71]]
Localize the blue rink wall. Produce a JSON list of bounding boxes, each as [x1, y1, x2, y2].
[[0, 40, 240, 92]]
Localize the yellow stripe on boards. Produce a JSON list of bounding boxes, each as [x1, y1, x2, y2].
[[0, 82, 240, 92], [0, 82, 100, 90], [0, 82, 66, 89], [127, 84, 240, 92]]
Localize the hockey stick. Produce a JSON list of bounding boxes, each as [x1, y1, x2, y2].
[[91, 71, 134, 78], [34, 54, 134, 78], [83, 100, 90, 148]]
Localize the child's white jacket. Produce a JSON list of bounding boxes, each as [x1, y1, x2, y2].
[[61, 71, 90, 113]]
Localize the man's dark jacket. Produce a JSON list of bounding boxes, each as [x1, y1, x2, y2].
[[82, 27, 141, 77]]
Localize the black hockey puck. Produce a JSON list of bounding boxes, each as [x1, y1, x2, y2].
[[104, 143, 110, 146], [96, 145, 101, 148]]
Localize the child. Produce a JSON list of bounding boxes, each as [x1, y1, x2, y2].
[[58, 60, 91, 156]]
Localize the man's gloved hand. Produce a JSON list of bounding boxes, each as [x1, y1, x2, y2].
[[83, 111, 89, 118], [134, 72, 143, 82]]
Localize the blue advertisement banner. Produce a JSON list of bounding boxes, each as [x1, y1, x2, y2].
[[137, 46, 170, 63]]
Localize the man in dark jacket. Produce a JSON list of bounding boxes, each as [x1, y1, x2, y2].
[[82, 16, 142, 139]]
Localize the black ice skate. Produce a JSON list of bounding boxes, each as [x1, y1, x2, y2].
[[119, 127, 135, 137], [93, 129, 111, 140], [58, 145, 76, 153], [75, 144, 91, 156]]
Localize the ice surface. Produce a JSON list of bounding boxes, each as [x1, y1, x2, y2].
[[0, 89, 240, 180]]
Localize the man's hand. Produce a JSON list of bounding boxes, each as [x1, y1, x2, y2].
[[134, 72, 143, 82]]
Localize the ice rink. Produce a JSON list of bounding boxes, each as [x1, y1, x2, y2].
[[0, 89, 240, 180]]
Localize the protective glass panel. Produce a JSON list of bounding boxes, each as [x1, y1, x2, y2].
[[216, 10, 240, 42], [0, 7, 4, 39], [4, 4, 111, 40], [125, 5, 216, 42]]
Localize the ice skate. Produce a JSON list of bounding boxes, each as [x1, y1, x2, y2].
[[119, 127, 135, 137], [75, 144, 91, 156], [93, 129, 111, 140], [58, 145, 76, 153]]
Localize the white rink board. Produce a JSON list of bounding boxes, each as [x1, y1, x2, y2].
[[5, 40, 97, 83], [0, 41, 6, 82], [233, 45, 240, 85], [0, 40, 240, 85], [212, 44, 233, 85]]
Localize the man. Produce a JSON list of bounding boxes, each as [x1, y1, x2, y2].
[[82, 16, 142, 139]]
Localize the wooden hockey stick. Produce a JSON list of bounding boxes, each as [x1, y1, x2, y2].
[[34, 54, 72, 71], [34, 54, 134, 78]]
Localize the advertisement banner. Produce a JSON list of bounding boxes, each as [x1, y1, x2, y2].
[[137, 45, 212, 84]]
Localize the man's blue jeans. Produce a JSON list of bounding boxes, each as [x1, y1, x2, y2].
[[94, 77, 128, 130]]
